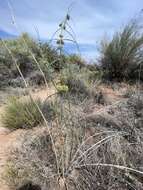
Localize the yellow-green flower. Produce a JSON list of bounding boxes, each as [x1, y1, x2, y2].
[[57, 84, 69, 94]]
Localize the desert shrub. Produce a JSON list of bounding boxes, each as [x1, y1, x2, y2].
[[66, 77, 89, 97], [0, 33, 61, 87], [100, 19, 143, 81], [0, 65, 11, 88], [3, 108, 86, 190], [4, 33, 38, 76], [38, 42, 59, 64], [28, 71, 45, 86], [60, 65, 93, 102], [122, 85, 136, 98], [0, 33, 37, 85], [36, 59, 56, 83], [38, 42, 65, 73], [86, 63, 97, 71], [87, 69, 103, 83], [59, 64, 103, 104], [0, 42, 13, 87], [66, 54, 85, 68], [65, 55, 102, 83]]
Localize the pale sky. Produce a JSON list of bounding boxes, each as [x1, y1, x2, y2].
[[0, 0, 143, 60]]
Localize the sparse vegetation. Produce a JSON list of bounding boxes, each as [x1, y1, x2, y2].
[[0, 8, 143, 190], [4, 93, 143, 189]]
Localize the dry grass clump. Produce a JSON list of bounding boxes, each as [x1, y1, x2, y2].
[[2, 97, 43, 130], [2, 97, 57, 130]]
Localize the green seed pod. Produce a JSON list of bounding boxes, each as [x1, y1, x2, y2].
[[66, 14, 70, 20], [59, 23, 62, 27], [56, 40, 60, 44], [61, 40, 64, 45], [59, 34, 63, 38]]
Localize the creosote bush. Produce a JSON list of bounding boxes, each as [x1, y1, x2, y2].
[[100, 19, 143, 81]]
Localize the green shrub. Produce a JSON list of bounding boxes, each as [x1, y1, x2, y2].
[[66, 54, 85, 67], [60, 68, 90, 102], [66, 77, 89, 96], [87, 70, 103, 83], [2, 97, 43, 129], [0, 33, 37, 81], [100, 20, 143, 81], [59, 64, 101, 103], [38, 43, 65, 72], [64, 79, 88, 103], [39, 42, 59, 64], [0, 33, 60, 87]]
